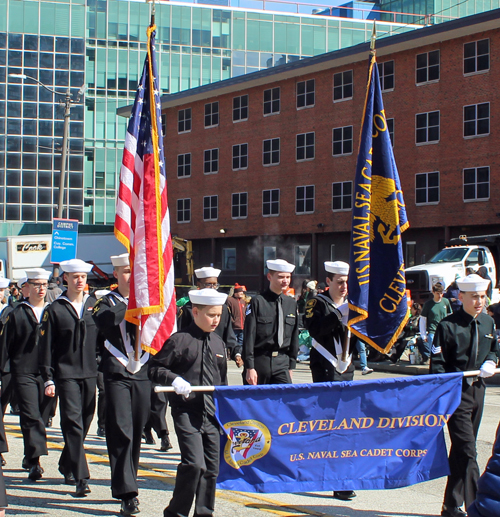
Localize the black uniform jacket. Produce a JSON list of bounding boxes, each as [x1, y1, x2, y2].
[[1, 301, 47, 375], [430, 308, 498, 374], [92, 290, 149, 380], [304, 292, 355, 378], [149, 323, 228, 412], [243, 289, 299, 370], [0, 304, 13, 375], [39, 291, 100, 382]]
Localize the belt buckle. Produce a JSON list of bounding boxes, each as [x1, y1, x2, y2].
[[271, 351, 279, 357]]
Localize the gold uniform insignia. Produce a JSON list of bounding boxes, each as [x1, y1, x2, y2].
[[42, 312, 49, 322], [305, 298, 317, 318]]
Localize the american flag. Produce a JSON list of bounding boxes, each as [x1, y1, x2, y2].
[[115, 25, 176, 355]]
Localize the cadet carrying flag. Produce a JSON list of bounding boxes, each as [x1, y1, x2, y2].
[[114, 24, 177, 354], [348, 52, 409, 354]]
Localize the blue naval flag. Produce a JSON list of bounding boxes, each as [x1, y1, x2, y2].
[[214, 373, 463, 493], [348, 53, 410, 354]]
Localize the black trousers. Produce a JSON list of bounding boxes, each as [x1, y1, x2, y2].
[[166, 410, 220, 517], [105, 376, 151, 500], [57, 377, 97, 481], [1, 372, 15, 417], [145, 387, 169, 438], [444, 379, 485, 510], [14, 374, 51, 461], [97, 371, 106, 430], [244, 353, 291, 385], [310, 349, 354, 383]]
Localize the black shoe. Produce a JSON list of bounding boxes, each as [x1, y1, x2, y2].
[[0, 454, 5, 467], [144, 430, 155, 445], [97, 426, 106, 437], [160, 436, 173, 451], [75, 479, 91, 497], [441, 505, 467, 517], [22, 456, 30, 470], [46, 417, 53, 428], [64, 473, 76, 485], [333, 491, 356, 501], [28, 464, 43, 481], [10, 405, 19, 415], [121, 498, 140, 515]]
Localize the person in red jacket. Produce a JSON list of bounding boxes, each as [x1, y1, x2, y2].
[[226, 284, 246, 368]]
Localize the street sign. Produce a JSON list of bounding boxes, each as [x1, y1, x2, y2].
[[51, 218, 79, 264]]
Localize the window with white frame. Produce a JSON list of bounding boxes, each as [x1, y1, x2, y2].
[[332, 181, 352, 211], [464, 39, 489, 74], [415, 172, 439, 205], [297, 79, 315, 108], [263, 87, 280, 115], [263, 138, 280, 166], [262, 189, 279, 217], [333, 70, 353, 101], [204, 101, 219, 128], [464, 102, 489, 137], [416, 111, 439, 144], [378, 60, 394, 91], [204, 148, 218, 174], [387, 118, 394, 146], [416, 50, 439, 84], [232, 144, 248, 170], [296, 185, 315, 214], [231, 192, 248, 219], [177, 198, 191, 223], [332, 126, 353, 155], [463, 167, 489, 201], [177, 153, 191, 178], [178, 108, 191, 133], [296, 132, 315, 161], [203, 195, 218, 220], [233, 95, 248, 122]]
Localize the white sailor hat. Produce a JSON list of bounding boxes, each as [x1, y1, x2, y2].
[[189, 288, 228, 305], [324, 261, 350, 275], [17, 274, 28, 287], [457, 274, 490, 292], [60, 259, 94, 273], [266, 259, 295, 273], [195, 267, 221, 279], [111, 253, 129, 267], [25, 268, 51, 281], [0, 278, 9, 289]]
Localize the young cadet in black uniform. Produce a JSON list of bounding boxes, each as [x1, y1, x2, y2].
[[431, 274, 498, 517], [304, 260, 356, 501], [0, 278, 12, 467], [149, 288, 228, 517], [1, 268, 52, 481], [92, 252, 151, 516], [39, 258, 99, 497], [243, 259, 299, 385]]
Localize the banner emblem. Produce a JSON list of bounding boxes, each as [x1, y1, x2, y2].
[[223, 419, 271, 469]]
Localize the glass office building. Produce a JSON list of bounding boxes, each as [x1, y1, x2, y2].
[[0, 0, 488, 229]]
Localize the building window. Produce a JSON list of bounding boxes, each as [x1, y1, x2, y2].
[[263, 87, 280, 115], [263, 246, 277, 273], [296, 132, 315, 161], [231, 192, 248, 219], [177, 198, 191, 223], [416, 50, 439, 84], [233, 95, 248, 122], [463, 167, 489, 201], [204, 148, 218, 174], [222, 248, 236, 271], [378, 60, 394, 91], [161, 114, 166, 136], [263, 138, 280, 166], [333, 70, 353, 101], [295, 245, 311, 275], [464, 103, 489, 138], [262, 189, 279, 217], [177, 153, 191, 178], [332, 126, 353, 155], [464, 39, 489, 75], [296, 185, 315, 214], [203, 195, 218, 220], [416, 111, 439, 144], [232, 144, 248, 170], [204, 101, 219, 128], [178, 108, 191, 133], [297, 79, 315, 109], [406, 241, 417, 268], [332, 181, 352, 211], [387, 118, 394, 146], [415, 172, 439, 205]]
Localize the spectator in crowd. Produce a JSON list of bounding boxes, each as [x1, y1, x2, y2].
[[444, 279, 463, 313], [390, 302, 423, 363], [420, 283, 452, 353], [226, 284, 247, 352], [476, 266, 493, 302]]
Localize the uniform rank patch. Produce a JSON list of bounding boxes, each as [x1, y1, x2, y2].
[[305, 299, 317, 308], [305, 298, 316, 319], [245, 305, 252, 316], [42, 312, 49, 322]]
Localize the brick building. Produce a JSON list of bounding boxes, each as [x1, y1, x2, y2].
[[148, 9, 500, 292]]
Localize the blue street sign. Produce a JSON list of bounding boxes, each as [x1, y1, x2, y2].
[[51, 218, 79, 264]]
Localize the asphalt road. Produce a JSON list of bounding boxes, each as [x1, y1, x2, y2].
[[2, 362, 499, 517]]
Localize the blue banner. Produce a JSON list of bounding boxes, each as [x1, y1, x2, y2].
[[215, 373, 463, 493], [348, 54, 409, 354]]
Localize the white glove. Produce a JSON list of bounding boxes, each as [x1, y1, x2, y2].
[[126, 352, 142, 374], [479, 360, 497, 378], [172, 377, 192, 397], [336, 355, 352, 374]]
